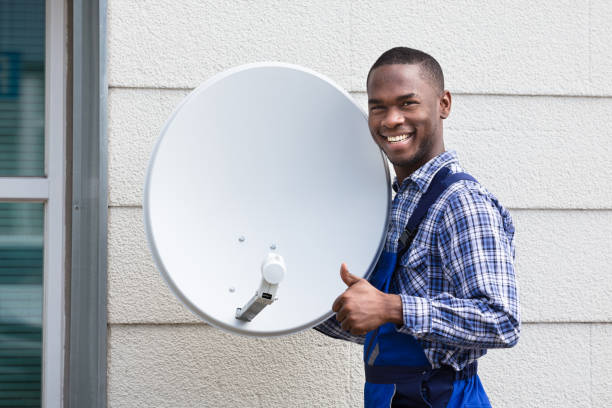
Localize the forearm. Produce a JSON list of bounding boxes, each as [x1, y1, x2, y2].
[[398, 293, 520, 349]]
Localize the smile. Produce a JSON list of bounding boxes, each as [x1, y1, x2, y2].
[[384, 133, 414, 143]]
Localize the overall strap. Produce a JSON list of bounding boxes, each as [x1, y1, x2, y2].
[[397, 167, 477, 260]]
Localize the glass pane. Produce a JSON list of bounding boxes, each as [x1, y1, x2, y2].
[[0, 0, 45, 176], [0, 202, 43, 407]]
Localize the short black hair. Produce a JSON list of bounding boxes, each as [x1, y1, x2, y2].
[[367, 47, 444, 93]]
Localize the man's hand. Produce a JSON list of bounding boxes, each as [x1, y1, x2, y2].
[[332, 263, 403, 335]]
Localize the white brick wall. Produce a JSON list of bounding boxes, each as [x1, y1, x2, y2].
[[108, 326, 361, 408], [107, 0, 612, 406]]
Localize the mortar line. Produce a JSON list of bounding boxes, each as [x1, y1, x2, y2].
[[108, 85, 192, 91], [106, 321, 612, 327], [107, 204, 612, 212], [107, 85, 612, 99]]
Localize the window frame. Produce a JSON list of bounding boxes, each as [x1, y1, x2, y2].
[[43, 0, 67, 405], [68, 0, 108, 407]]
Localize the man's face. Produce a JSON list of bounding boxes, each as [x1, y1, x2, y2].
[[367, 64, 450, 180]]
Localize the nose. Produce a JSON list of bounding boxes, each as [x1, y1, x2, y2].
[[381, 108, 404, 128]]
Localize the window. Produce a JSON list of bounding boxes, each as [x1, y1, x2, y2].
[[0, 0, 66, 406], [0, 203, 44, 406]]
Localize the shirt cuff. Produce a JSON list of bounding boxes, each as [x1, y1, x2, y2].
[[398, 294, 432, 336]]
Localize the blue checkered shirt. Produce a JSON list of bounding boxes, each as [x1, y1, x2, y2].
[[314, 150, 520, 371]]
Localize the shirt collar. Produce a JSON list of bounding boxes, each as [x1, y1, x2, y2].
[[392, 150, 460, 193]]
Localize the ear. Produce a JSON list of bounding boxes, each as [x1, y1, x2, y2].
[[439, 90, 452, 119]]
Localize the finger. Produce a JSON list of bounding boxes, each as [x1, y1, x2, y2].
[[340, 263, 360, 287], [332, 295, 343, 313], [341, 316, 351, 332], [335, 306, 348, 323]]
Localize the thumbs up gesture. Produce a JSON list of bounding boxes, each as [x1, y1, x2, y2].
[[332, 263, 403, 335], [339, 263, 361, 287]]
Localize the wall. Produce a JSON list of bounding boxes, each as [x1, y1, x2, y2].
[[106, 1, 612, 406]]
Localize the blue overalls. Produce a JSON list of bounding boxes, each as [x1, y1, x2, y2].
[[363, 168, 492, 408]]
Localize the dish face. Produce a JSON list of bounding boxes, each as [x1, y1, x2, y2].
[[144, 63, 390, 336]]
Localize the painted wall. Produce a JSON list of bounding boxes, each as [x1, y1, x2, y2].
[[106, 1, 612, 406]]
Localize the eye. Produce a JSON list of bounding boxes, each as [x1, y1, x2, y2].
[[369, 105, 385, 113], [401, 100, 416, 107]]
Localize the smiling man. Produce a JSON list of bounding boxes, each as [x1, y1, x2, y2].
[[315, 47, 520, 407]]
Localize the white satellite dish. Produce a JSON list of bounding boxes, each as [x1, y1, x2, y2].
[[144, 63, 390, 337]]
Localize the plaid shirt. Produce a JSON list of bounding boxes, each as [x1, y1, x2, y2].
[[314, 150, 520, 371]]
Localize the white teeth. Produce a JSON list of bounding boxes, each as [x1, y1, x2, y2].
[[386, 134, 411, 142]]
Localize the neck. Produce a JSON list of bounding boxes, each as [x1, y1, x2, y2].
[[394, 166, 417, 185], [394, 144, 445, 185]]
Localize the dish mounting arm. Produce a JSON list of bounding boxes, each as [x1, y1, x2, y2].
[[235, 253, 286, 322]]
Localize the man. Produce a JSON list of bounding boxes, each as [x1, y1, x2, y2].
[[314, 47, 520, 407]]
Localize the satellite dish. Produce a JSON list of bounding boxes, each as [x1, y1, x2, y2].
[[144, 63, 390, 337]]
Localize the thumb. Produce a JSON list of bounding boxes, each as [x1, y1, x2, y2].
[[340, 263, 360, 287]]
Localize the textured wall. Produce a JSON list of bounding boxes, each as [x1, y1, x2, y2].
[[107, 0, 612, 406]]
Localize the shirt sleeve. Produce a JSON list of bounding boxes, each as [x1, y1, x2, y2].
[[397, 186, 521, 349], [313, 316, 366, 345]]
